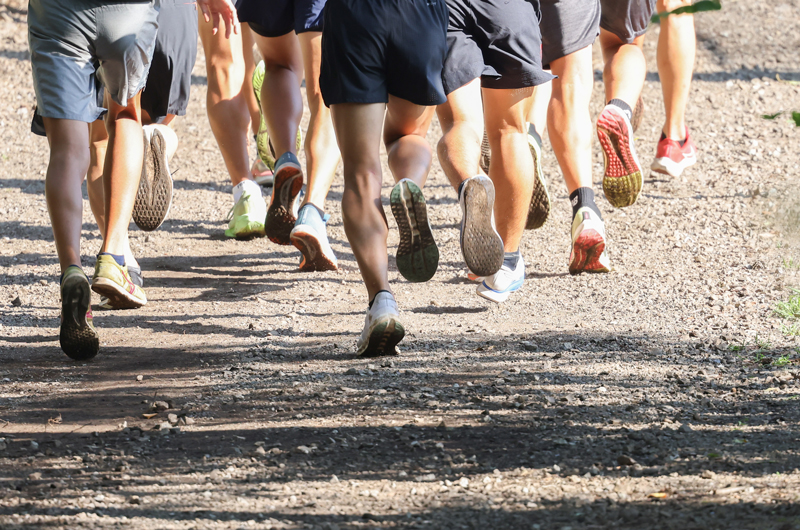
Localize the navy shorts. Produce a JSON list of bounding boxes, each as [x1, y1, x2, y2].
[[442, 0, 554, 94], [236, 0, 326, 37], [320, 0, 448, 107]]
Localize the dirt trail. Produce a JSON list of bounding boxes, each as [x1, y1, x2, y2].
[[1, 1, 800, 528]]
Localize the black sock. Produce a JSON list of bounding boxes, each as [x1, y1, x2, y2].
[[608, 98, 633, 122], [503, 250, 521, 270], [369, 290, 392, 309], [99, 252, 125, 267], [660, 131, 687, 147], [570, 187, 602, 220]]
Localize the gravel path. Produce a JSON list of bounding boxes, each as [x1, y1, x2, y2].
[[1, 1, 799, 528]]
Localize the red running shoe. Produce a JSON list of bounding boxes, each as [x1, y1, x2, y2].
[[650, 128, 697, 177], [597, 104, 642, 209]]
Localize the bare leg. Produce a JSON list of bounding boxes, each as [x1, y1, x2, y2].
[[198, 11, 253, 186], [297, 31, 340, 210], [527, 81, 552, 137], [383, 96, 436, 189], [599, 30, 647, 107], [657, 0, 695, 140], [253, 32, 303, 157], [331, 103, 389, 300], [436, 78, 485, 189], [242, 27, 261, 136], [548, 46, 594, 194], [483, 86, 535, 252], [87, 119, 108, 235], [43, 119, 91, 272], [100, 92, 145, 257]]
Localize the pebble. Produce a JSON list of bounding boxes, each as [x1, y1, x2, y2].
[[151, 401, 170, 411], [136, 375, 143, 382], [617, 455, 637, 466], [11, 296, 22, 307], [30, 441, 39, 450], [167, 413, 179, 424], [295, 445, 311, 455], [129, 496, 141, 505]]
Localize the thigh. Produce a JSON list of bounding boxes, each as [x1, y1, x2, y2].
[[482, 87, 533, 133], [330, 103, 386, 184], [253, 31, 303, 72], [436, 78, 483, 135], [539, 0, 601, 68], [384, 96, 435, 146], [599, 0, 656, 43]]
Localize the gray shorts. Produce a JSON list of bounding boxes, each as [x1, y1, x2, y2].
[[28, 0, 160, 124], [539, 0, 601, 68], [600, 0, 656, 43]]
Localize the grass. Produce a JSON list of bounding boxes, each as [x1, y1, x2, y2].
[[782, 257, 800, 269], [774, 290, 800, 319], [780, 323, 800, 336], [773, 355, 792, 367]]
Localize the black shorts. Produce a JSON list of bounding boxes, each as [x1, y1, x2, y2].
[[599, 0, 656, 43], [236, 0, 326, 37], [319, 0, 448, 107], [539, 0, 601, 68], [141, 0, 198, 121], [442, 0, 554, 94]]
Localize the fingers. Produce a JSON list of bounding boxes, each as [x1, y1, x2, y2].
[[212, 12, 221, 36], [199, 2, 211, 24]]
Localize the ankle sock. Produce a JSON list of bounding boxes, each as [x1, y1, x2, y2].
[[503, 250, 521, 270], [369, 290, 392, 309], [660, 131, 687, 147], [608, 98, 633, 122], [570, 187, 602, 221], [233, 179, 262, 203], [99, 252, 125, 267]]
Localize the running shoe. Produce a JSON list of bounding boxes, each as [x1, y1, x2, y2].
[[390, 179, 439, 283], [290, 204, 338, 271], [479, 131, 491, 174], [98, 266, 143, 310], [526, 124, 551, 230], [266, 152, 303, 245], [650, 128, 697, 178], [133, 128, 173, 231], [569, 207, 610, 275], [225, 186, 267, 239], [477, 255, 525, 304], [597, 104, 642, 209], [91, 255, 147, 309], [356, 291, 405, 357], [631, 95, 644, 133], [59, 266, 99, 360], [458, 176, 503, 277], [251, 157, 274, 187]]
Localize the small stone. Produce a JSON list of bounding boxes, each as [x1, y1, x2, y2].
[[596, 386, 608, 393], [30, 441, 39, 450], [0, 442, 6, 451], [330, 475, 339, 483], [679, 424, 693, 433], [39, 279, 48, 286], [28, 472, 42, 481], [255, 446, 267, 456], [129, 495, 141, 505], [345, 368, 361, 375], [136, 375, 144, 382], [563, 342, 573, 350], [701, 470, 716, 479], [182, 417, 195, 425], [458, 477, 470, 488], [167, 413, 179, 424], [11, 296, 22, 307], [617, 455, 636, 466], [521, 341, 538, 352], [295, 445, 311, 455], [151, 401, 170, 411]]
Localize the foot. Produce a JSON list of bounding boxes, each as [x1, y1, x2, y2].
[[98, 265, 143, 310], [225, 185, 267, 240], [458, 176, 503, 277], [597, 104, 642, 208], [266, 152, 303, 245], [251, 157, 274, 187], [651, 127, 697, 178], [356, 291, 405, 357], [91, 255, 147, 309], [59, 266, 99, 360], [133, 128, 174, 231], [290, 204, 338, 272], [477, 255, 525, 304], [390, 179, 439, 283], [526, 124, 551, 229], [569, 207, 610, 275]]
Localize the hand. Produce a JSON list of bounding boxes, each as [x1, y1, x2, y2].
[[197, 0, 240, 38]]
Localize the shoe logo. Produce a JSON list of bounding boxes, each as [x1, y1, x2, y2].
[[571, 196, 578, 207], [583, 211, 590, 221]]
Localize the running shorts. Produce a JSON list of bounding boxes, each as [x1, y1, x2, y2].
[[599, 0, 656, 43], [236, 0, 326, 37], [28, 0, 160, 124], [319, 0, 448, 107], [539, 0, 601, 68], [141, 0, 198, 121], [442, 0, 554, 94]]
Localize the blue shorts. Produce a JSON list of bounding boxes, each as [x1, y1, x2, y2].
[[236, 0, 326, 37]]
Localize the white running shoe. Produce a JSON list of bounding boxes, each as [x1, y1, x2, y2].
[[476, 255, 525, 303], [356, 291, 405, 357], [569, 207, 610, 274]]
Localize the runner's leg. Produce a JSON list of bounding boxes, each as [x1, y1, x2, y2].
[[657, 0, 694, 140]]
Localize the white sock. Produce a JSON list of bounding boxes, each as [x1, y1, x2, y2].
[[233, 179, 261, 203]]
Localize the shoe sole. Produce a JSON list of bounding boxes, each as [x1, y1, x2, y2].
[[133, 130, 173, 231], [569, 229, 610, 275], [226, 215, 266, 240], [266, 163, 303, 245], [460, 178, 503, 277], [476, 278, 524, 304], [598, 107, 642, 209], [291, 228, 338, 272], [358, 317, 405, 358], [390, 180, 439, 283], [60, 276, 99, 360], [651, 155, 697, 178], [526, 127, 551, 230], [479, 131, 491, 174], [91, 277, 147, 310]]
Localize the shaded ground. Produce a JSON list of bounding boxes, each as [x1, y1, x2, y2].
[[1, 0, 800, 528]]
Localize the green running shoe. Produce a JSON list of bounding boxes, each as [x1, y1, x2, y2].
[[60, 266, 99, 360], [252, 60, 303, 173], [390, 179, 439, 283], [225, 188, 267, 240], [91, 255, 147, 309]]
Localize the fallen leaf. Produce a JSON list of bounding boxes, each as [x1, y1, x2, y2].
[[648, 492, 668, 499], [142, 413, 158, 419]]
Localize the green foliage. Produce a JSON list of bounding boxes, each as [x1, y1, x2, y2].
[[773, 355, 791, 367], [792, 112, 800, 127], [780, 322, 800, 336], [774, 290, 800, 319], [651, 0, 721, 23], [762, 112, 783, 120]]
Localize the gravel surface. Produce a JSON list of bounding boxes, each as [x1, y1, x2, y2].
[[1, 1, 800, 528]]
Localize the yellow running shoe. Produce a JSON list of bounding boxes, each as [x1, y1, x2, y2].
[[225, 186, 267, 240], [92, 254, 147, 309]]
